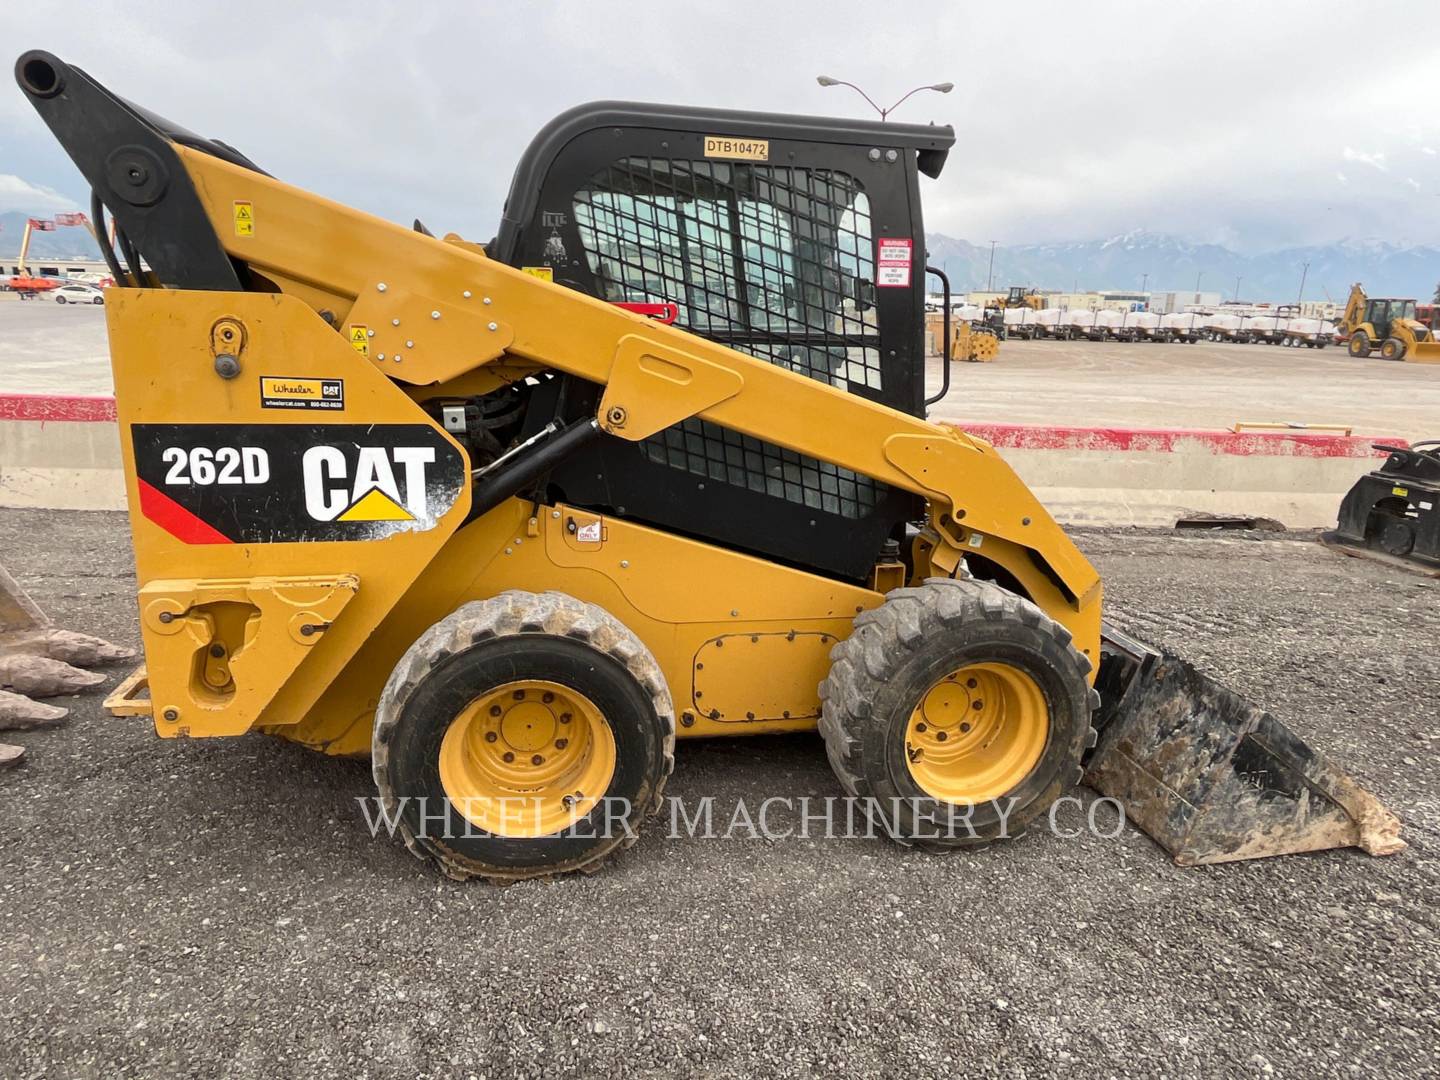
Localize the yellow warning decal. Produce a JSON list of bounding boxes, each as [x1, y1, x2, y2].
[[1392, 486, 1410, 497], [233, 200, 255, 237], [338, 487, 414, 522], [521, 266, 554, 282], [703, 135, 769, 161], [349, 325, 369, 356]]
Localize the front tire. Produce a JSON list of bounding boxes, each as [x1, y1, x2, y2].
[[1349, 331, 1371, 358], [54, 295, 66, 304], [818, 578, 1096, 850], [372, 590, 675, 882], [1380, 337, 1406, 361]]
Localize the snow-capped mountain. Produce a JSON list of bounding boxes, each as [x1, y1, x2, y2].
[[924, 230, 1440, 303]]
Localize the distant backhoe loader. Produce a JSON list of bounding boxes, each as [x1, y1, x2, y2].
[[1340, 283, 1440, 362], [16, 50, 1403, 880]]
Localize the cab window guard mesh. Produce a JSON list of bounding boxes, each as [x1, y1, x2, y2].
[[572, 157, 881, 519]]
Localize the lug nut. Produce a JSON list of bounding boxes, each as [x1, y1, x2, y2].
[[960, 722, 972, 733], [502, 752, 515, 763], [531, 754, 544, 766], [555, 738, 568, 749], [489, 705, 502, 717], [966, 678, 978, 689], [512, 689, 525, 700], [542, 692, 554, 703], [484, 731, 498, 743], [936, 731, 949, 742], [915, 722, 928, 733], [559, 712, 572, 724], [972, 700, 984, 710]]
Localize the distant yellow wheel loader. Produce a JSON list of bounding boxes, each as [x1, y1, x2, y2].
[[16, 51, 1403, 881], [1340, 282, 1440, 362]]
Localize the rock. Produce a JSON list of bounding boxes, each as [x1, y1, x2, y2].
[[1, 629, 135, 668], [0, 689, 69, 731], [0, 743, 23, 769], [35, 629, 136, 667], [0, 654, 106, 697]]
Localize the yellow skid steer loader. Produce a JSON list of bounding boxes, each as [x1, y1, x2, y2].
[[16, 51, 1402, 880]]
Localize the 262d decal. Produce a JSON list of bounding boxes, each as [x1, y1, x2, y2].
[[132, 424, 465, 544]]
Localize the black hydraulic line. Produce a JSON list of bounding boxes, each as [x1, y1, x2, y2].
[[923, 265, 951, 407], [89, 190, 127, 285], [115, 224, 145, 286], [463, 418, 602, 526]]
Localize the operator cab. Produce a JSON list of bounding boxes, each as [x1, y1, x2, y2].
[[489, 102, 956, 581], [1365, 297, 1417, 337]]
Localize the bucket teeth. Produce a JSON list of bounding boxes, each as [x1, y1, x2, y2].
[[1087, 622, 1404, 865]]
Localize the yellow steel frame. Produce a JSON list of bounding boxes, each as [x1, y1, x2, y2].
[[103, 143, 1104, 751]]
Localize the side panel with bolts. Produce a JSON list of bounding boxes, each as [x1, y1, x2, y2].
[[271, 498, 918, 755], [104, 289, 471, 738]]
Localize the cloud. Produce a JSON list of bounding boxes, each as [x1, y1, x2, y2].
[[1405, 177, 1422, 192], [1341, 147, 1388, 172], [0, 174, 73, 215], [3, 2, 1439, 251]]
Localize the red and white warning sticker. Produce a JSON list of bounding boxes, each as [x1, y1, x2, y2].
[[876, 237, 913, 287]]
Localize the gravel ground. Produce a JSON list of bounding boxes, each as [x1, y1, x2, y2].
[[0, 509, 1436, 1079]]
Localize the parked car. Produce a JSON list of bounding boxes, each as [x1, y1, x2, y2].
[[53, 283, 104, 305]]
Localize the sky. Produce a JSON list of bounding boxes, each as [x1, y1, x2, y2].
[[2, 1, 1438, 253]]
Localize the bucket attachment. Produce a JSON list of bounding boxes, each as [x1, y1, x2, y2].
[[1320, 439, 1440, 575], [1408, 340, 1440, 363], [1085, 623, 1404, 865]]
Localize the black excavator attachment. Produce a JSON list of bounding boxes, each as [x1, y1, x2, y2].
[[1321, 440, 1440, 575], [1086, 624, 1404, 864]]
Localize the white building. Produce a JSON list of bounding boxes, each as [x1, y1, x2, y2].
[[1148, 290, 1223, 314]]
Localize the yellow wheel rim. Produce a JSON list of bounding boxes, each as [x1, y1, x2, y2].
[[904, 662, 1049, 804], [438, 679, 617, 838]]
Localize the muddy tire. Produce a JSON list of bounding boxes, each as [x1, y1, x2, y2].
[[1380, 337, 1406, 361], [372, 590, 675, 882], [1349, 331, 1371, 358], [818, 578, 1097, 851]]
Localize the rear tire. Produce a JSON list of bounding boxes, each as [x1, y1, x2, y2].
[[1349, 331, 1371, 358], [1380, 337, 1406, 361], [372, 590, 675, 882], [55, 295, 66, 304], [818, 578, 1096, 850]]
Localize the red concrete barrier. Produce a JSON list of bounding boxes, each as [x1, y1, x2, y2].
[[0, 395, 1403, 527], [956, 422, 1401, 526]]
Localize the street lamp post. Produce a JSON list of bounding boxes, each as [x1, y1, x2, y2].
[[1296, 261, 1309, 314], [816, 76, 954, 121], [986, 240, 997, 292]]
